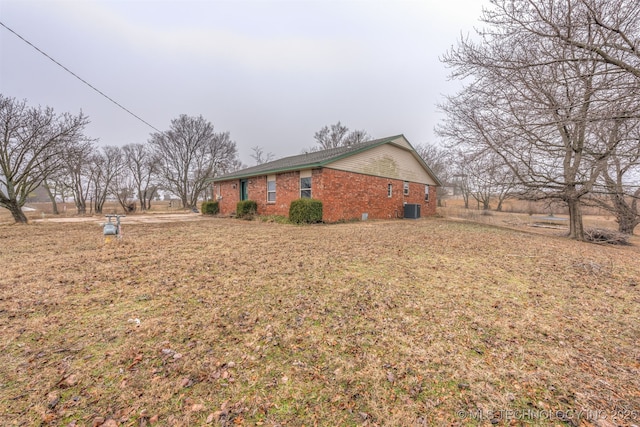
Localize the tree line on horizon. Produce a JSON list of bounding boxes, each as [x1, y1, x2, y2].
[[0, 101, 242, 223], [0, 100, 384, 224]]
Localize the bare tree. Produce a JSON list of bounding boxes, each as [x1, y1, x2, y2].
[[149, 115, 238, 209], [600, 155, 640, 234], [111, 161, 136, 213], [439, 0, 640, 240], [0, 95, 89, 223], [41, 154, 73, 215], [344, 129, 371, 146], [585, 116, 640, 234], [62, 139, 96, 215], [415, 143, 451, 206], [122, 143, 159, 211], [42, 175, 65, 214], [525, 0, 640, 79], [313, 122, 371, 150], [89, 146, 124, 214], [250, 145, 275, 165]]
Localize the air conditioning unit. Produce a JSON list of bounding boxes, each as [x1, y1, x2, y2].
[[403, 203, 420, 219]]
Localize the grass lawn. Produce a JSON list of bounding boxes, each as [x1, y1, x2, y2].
[[0, 217, 638, 426]]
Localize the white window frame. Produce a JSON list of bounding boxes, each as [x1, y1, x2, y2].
[[403, 181, 409, 196], [300, 170, 312, 198], [387, 183, 393, 198], [267, 175, 276, 202], [425, 184, 430, 202]]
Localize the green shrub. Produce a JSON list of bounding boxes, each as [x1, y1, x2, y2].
[[289, 198, 323, 224], [201, 201, 219, 215], [236, 200, 257, 219]]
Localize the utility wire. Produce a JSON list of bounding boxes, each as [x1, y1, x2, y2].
[[0, 21, 162, 133]]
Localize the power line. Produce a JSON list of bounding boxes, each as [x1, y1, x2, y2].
[[0, 20, 162, 133]]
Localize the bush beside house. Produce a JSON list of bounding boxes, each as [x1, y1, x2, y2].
[[236, 200, 257, 219], [201, 201, 219, 215], [289, 199, 323, 224]]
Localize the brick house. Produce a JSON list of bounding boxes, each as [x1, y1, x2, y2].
[[212, 135, 441, 222]]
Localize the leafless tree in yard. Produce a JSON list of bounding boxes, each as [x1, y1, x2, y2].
[[42, 175, 65, 214], [40, 153, 73, 215], [62, 139, 96, 215], [447, 149, 474, 209], [585, 115, 640, 234], [110, 161, 136, 213], [89, 146, 124, 214], [0, 95, 90, 223], [439, 0, 640, 240], [525, 0, 640, 79], [466, 150, 518, 212], [122, 143, 159, 211], [149, 115, 238, 209], [415, 143, 453, 206]]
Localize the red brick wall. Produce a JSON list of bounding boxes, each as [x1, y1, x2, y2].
[[213, 168, 437, 221], [215, 171, 306, 216], [315, 168, 436, 222], [214, 180, 239, 215]]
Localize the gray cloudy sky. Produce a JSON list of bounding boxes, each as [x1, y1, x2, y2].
[[0, 0, 486, 164]]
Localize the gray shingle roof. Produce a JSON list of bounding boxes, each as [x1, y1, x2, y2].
[[214, 135, 403, 181], [213, 134, 442, 185]]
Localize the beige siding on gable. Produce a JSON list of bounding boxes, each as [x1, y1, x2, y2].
[[326, 143, 437, 184], [389, 135, 412, 150]]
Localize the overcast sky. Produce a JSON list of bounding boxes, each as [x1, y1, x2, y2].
[[0, 0, 487, 165]]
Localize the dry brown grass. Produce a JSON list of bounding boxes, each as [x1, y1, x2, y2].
[[1, 217, 639, 426]]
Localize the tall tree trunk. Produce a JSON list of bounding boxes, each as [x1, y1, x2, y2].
[[76, 202, 86, 215], [567, 198, 585, 240], [145, 193, 153, 210], [43, 182, 59, 215], [482, 198, 490, 210], [612, 189, 640, 235], [6, 200, 28, 223], [138, 192, 146, 212]]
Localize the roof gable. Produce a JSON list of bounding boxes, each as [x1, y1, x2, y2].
[[214, 134, 442, 185]]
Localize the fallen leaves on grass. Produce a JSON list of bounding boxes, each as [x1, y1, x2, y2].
[[0, 219, 638, 426]]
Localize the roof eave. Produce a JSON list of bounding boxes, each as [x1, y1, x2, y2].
[[212, 162, 325, 182]]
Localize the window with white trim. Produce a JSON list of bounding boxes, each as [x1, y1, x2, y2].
[[425, 185, 430, 201], [387, 183, 393, 198], [403, 181, 409, 195], [300, 170, 312, 198], [267, 175, 276, 202], [300, 177, 312, 198]]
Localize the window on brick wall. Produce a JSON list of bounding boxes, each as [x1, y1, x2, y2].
[[300, 170, 312, 198], [267, 175, 276, 202], [387, 183, 393, 198], [425, 185, 430, 201], [300, 177, 312, 198], [403, 181, 409, 195]]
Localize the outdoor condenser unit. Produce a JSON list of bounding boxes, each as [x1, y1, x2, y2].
[[403, 203, 420, 219]]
